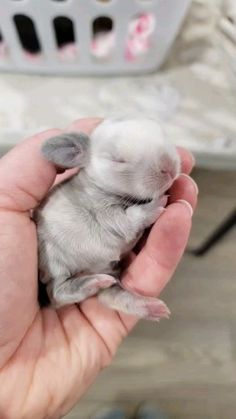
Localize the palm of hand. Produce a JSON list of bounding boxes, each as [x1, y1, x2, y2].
[[0, 119, 197, 419]]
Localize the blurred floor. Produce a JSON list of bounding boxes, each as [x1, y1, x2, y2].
[[66, 168, 236, 419]]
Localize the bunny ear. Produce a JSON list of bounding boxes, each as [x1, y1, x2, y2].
[[41, 132, 90, 168]]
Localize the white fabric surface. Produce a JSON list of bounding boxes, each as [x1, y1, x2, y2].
[[0, 0, 236, 168]]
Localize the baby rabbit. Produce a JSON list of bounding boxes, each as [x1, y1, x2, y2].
[[35, 117, 180, 321]]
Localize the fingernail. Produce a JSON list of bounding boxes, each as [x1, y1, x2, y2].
[[176, 199, 193, 217], [180, 173, 199, 195], [83, 117, 102, 124], [66, 117, 102, 132], [190, 152, 196, 167]]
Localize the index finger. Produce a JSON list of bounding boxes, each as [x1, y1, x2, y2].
[[122, 201, 192, 297], [177, 146, 195, 175]]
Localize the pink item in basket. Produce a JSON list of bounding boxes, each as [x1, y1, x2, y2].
[[58, 43, 78, 61], [0, 42, 7, 58], [0, 13, 155, 63], [23, 50, 42, 62], [125, 37, 151, 61], [126, 13, 156, 61], [91, 13, 156, 61], [128, 13, 156, 39], [91, 31, 115, 59], [22, 43, 78, 62]]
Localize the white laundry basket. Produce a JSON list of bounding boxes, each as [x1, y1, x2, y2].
[[0, 0, 191, 76]]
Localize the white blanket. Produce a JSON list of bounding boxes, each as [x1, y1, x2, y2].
[[0, 0, 235, 168]]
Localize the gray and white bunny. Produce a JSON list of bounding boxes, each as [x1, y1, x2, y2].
[[35, 117, 180, 321]]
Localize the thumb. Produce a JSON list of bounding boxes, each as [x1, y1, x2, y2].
[[0, 118, 101, 213], [0, 129, 61, 212]]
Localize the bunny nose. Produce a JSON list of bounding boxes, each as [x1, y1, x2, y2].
[[160, 166, 177, 180], [161, 169, 170, 175], [160, 154, 179, 180]]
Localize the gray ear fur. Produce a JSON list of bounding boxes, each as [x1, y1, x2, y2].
[[41, 132, 90, 168]]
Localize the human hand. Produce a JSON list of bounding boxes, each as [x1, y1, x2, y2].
[[0, 118, 197, 419]]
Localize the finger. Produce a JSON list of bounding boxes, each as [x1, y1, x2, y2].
[[134, 173, 197, 255], [0, 129, 62, 212], [0, 119, 102, 212], [177, 147, 195, 174], [169, 173, 198, 210], [54, 168, 79, 186], [67, 117, 102, 133], [80, 203, 192, 342], [122, 201, 192, 297]]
